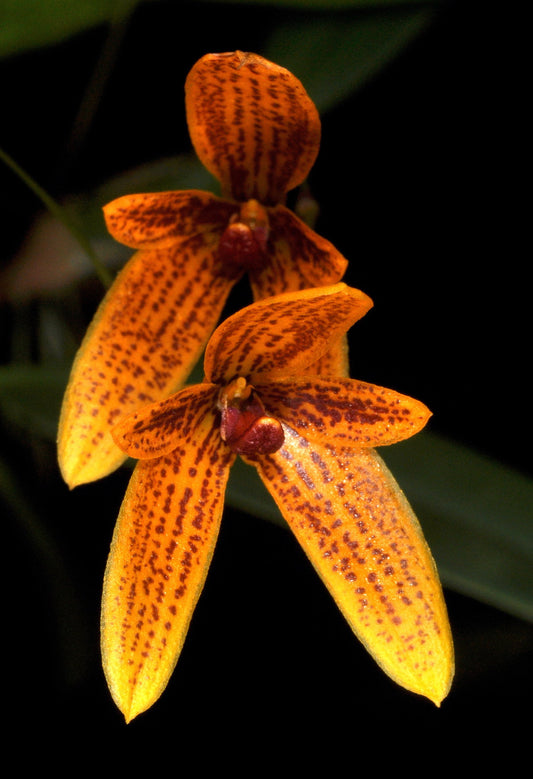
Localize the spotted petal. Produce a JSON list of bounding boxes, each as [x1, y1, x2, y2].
[[112, 383, 218, 459], [246, 428, 454, 706], [246, 206, 350, 380], [101, 408, 235, 723], [308, 334, 350, 378], [185, 51, 321, 205], [250, 206, 350, 377], [249, 205, 348, 299], [103, 190, 236, 250], [257, 376, 431, 449], [58, 238, 240, 488], [204, 283, 373, 385]]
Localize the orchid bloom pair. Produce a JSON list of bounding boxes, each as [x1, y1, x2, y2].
[[57, 52, 454, 722], [58, 51, 346, 490]]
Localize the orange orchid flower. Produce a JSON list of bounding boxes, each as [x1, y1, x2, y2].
[[101, 284, 454, 722], [58, 51, 348, 489]]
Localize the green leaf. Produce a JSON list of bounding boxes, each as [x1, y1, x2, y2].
[[227, 432, 533, 623], [263, 7, 436, 113], [383, 433, 533, 623], [0, 0, 141, 59], [0, 0, 438, 61], [0, 364, 69, 439]]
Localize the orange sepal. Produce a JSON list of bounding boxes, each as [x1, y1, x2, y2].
[[249, 205, 348, 299], [58, 238, 240, 488], [246, 428, 454, 705], [309, 334, 350, 378], [112, 384, 218, 459], [203, 283, 373, 385], [258, 376, 432, 449], [101, 409, 235, 722], [185, 51, 321, 205], [103, 190, 236, 250]]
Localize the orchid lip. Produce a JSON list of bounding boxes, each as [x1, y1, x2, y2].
[[218, 376, 284, 455]]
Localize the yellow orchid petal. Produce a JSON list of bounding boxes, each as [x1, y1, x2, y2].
[[249, 205, 348, 299], [257, 376, 432, 449], [185, 51, 321, 205], [58, 239, 240, 488], [103, 190, 236, 250], [247, 429, 454, 706], [101, 409, 235, 723], [112, 383, 218, 459], [204, 283, 373, 385]]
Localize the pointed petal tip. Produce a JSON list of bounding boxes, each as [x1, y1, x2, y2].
[[57, 444, 128, 489], [104, 678, 153, 724], [119, 697, 148, 725], [423, 671, 454, 708], [390, 640, 454, 708], [58, 458, 83, 491]]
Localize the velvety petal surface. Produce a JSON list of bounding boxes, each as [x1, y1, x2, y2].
[[58, 238, 240, 488], [101, 409, 235, 722], [246, 427, 454, 706], [249, 205, 348, 299], [103, 190, 236, 250], [309, 334, 350, 378], [204, 283, 373, 385], [112, 383, 218, 459], [185, 51, 321, 205], [257, 376, 432, 449]]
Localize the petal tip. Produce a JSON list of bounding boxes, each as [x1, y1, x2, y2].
[[423, 667, 455, 708], [57, 437, 128, 488]]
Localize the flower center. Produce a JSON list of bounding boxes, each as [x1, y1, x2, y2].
[[218, 376, 284, 456], [218, 200, 270, 271]]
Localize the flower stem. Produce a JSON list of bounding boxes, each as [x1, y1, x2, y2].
[[0, 145, 113, 289]]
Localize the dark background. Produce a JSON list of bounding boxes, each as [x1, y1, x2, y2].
[[1, 0, 529, 766]]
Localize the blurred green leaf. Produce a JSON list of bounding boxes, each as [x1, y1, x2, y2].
[[263, 7, 435, 112], [384, 433, 533, 623], [0, 0, 142, 59], [0, 364, 69, 439], [227, 432, 533, 623], [0, 0, 436, 57]]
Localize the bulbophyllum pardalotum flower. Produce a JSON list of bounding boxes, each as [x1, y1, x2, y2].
[[58, 50, 348, 489], [101, 284, 454, 723]]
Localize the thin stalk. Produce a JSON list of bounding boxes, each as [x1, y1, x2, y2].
[[60, 0, 138, 183], [0, 145, 112, 288]]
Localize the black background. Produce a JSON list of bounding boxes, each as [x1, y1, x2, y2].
[[1, 0, 530, 766]]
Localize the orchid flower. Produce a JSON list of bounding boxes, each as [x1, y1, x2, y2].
[[58, 51, 347, 489], [101, 284, 454, 722]]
